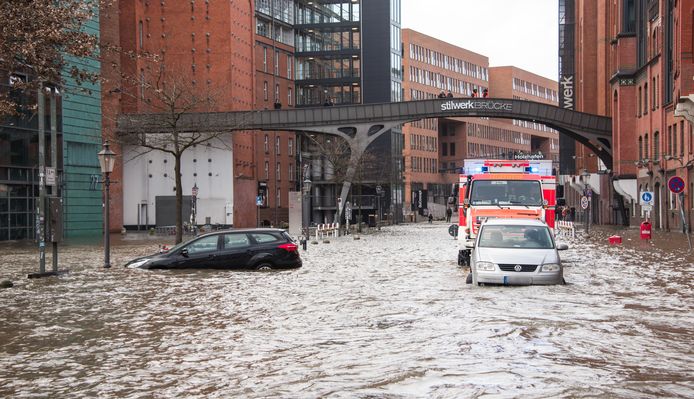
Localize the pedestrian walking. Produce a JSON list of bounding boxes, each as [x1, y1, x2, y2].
[[446, 207, 452, 223], [428, 213, 433, 224]]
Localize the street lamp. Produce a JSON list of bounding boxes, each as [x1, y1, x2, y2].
[[191, 183, 198, 236], [302, 164, 312, 250], [97, 141, 116, 268], [375, 185, 383, 230]]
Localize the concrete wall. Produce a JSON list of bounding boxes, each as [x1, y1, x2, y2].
[[122, 143, 234, 227]]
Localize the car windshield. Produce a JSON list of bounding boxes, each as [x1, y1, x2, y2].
[[469, 180, 543, 206], [478, 225, 554, 249]]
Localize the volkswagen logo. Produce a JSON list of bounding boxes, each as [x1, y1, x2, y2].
[[514, 264, 523, 272]]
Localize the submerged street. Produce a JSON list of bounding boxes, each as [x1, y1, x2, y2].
[[0, 223, 692, 398]]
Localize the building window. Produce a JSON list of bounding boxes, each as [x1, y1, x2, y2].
[[275, 84, 280, 103], [276, 162, 281, 180], [654, 131, 659, 161], [288, 87, 292, 106], [263, 47, 268, 72], [264, 161, 269, 179], [668, 125, 673, 156], [644, 133, 649, 158], [139, 21, 144, 49], [441, 142, 448, 156], [643, 83, 648, 115], [263, 81, 268, 101], [287, 55, 292, 78], [264, 134, 269, 153], [638, 136, 643, 160], [276, 187, 281, 208], [274, 50, 279, 75], [636, 86, 643, 117], [289, 163, 294, 181], [680, 121, 684, 157], [275, 136, 280, 155], [450, 143, 456, 156], [288, 138, 294, 155]]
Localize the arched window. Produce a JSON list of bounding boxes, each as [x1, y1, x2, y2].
[[638, 87, 642, 117], [644, 83, 648, 114], [644, 133, 649, 159]]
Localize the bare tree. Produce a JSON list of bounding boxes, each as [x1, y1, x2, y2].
[[118, 65, 231, 244], [0, 0, 106, 116]]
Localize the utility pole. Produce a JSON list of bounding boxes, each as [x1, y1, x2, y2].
[[49, 88, 58, 272], [37, 85, 46, 273]]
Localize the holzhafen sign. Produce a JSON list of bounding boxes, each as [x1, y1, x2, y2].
[[440, 100, 513, 112]]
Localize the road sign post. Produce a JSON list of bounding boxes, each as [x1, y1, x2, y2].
[[668, 177, 691, 252], [640, 191, 654, 220], [580, 195, 590, 234]]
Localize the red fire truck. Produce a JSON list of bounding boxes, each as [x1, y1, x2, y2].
[[456, 159, 556, 266]]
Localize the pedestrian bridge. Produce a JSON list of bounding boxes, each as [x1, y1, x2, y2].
[[118, 97, 613, 167], [119, 98, 612, 221]]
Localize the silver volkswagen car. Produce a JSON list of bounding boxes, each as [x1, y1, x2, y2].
[[468, 218, 568, 285]]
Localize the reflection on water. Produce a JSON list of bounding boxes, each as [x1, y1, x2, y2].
[[0, 225, 692, 398]]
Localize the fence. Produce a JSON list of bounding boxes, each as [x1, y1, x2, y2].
[[315, 223, 340, 240], [555, 220, 575, 238]]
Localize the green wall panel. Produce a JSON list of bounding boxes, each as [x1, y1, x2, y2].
[[61, 14, 103, 238]]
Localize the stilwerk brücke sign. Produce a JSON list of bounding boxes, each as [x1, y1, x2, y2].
[[440, 100, 513, 112]]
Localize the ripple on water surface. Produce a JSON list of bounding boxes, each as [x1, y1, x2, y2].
[[0, 224, 693, 398]]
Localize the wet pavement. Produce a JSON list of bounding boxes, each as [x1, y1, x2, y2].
[[0, 223, 693, 398]]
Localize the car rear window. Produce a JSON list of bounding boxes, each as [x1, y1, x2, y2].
[[251, 233, 282, 244]]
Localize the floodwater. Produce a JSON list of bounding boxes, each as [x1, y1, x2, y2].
[[0, 224, 692, 398]]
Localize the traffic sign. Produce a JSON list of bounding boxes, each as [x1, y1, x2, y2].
[[46, 167, 56, 186], [640, 191, 654, 206], [668, 176, 685, 194], [256, 195, 263, 206], [580, 196, 589, 210]]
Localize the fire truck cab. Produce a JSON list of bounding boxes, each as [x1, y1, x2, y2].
[[457, 159, 556, 266]]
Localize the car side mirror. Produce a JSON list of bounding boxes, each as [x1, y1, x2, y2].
[[180, 248, 189, 257], [556, 243, 569, 251], [465, 241, 475, 249]]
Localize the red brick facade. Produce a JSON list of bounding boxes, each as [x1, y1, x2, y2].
[[573, 0, 694, 230], [101, 0, 257, 229]]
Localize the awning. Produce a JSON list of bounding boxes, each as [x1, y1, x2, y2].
[[612, 177, 637, 203]]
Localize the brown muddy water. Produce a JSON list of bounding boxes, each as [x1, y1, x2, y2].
[[0, 224, 692, 398]]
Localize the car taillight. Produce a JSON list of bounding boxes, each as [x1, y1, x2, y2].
[[278, 243, 298, 252]]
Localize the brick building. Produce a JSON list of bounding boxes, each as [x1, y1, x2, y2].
[[401, 29, 559, 216], [102, 0, 266, 231], [563, 0, 694, 231], [254, 0, 298, 227]]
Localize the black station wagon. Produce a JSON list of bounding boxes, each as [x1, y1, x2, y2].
[[125, 228, 302, 270]]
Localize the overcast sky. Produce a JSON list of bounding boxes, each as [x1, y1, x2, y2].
[[401, 0, 559, 81]]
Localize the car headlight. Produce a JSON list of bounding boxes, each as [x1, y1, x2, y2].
[[127, 258, 151, 269], [476, 261, 496, 271], [541, 263, 560, 272]]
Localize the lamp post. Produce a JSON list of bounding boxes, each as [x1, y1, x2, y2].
[[191, 183, 198, 236], [98, 141, 116, 268], [302, 164, 312, 250], [375, 185, 383, 230]]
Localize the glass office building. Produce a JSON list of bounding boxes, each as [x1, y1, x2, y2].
[[294, 0, 404, 223]]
